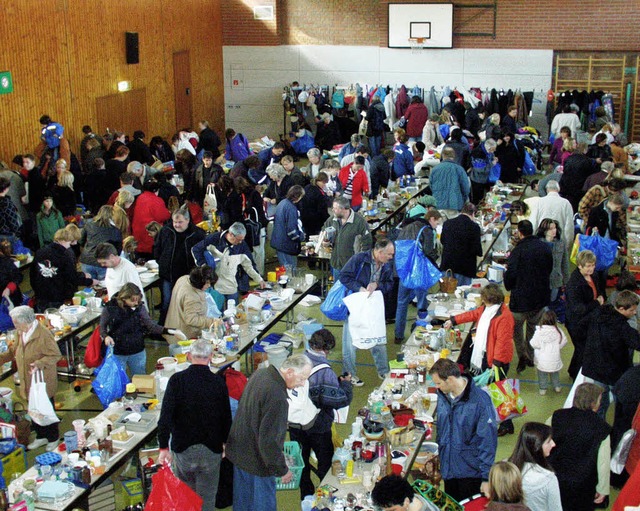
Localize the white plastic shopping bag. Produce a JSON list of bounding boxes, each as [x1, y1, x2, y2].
[[28, 370, 60, 426], [343, 290, 387, 349]]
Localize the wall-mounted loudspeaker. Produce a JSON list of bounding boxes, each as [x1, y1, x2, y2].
[[125, 32, 139, 64]]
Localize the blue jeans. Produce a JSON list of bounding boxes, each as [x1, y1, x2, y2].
[[368, 135, 382, 157], [114, 351, 147, 376], [233, 466, 276, 511], [159, 279, 173, 325], [394, 283, 428, 340], [537, 369, 561, 391], [81, 264, 106, 280], [331, 267, 341, 282], [173, 444, 222, 511], [454, 273, 472, 286], [276, 251, 297, 269], [342, 318, 389, 378]]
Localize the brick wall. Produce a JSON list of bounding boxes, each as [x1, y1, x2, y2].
[[222, 0, 640, 51]]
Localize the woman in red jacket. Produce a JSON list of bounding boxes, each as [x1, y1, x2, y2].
[[403, 96, 429, 142], [131, 180, 171, 259], [444, 283, 516, 435], [338, 155, 369, 212]]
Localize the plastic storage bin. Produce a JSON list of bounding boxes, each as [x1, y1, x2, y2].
[[275, 441, 304, 491]]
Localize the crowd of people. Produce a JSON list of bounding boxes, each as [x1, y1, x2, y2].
[[0, 103, 639, 511]]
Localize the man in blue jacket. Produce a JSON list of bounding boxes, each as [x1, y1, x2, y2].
[[429, 358, 497, 502], [339, 239, 395, 386]]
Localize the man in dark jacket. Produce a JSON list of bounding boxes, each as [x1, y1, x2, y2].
[[158, 340, 232, 511], [369, 149, 393, 198], [394, 209, 441, 343], [127, 131, 154, 166], [154, 206, 206, 324], [429, 358, 497, 502], [226, 354, 312, 511], [560, 142, 599, 212], [196, 120, 222, 159], [440, 202, 482, 285], [191, 151, 223, 204], [582, 290, 640, 419], [504, 220, 553, 373], [365, 97, 386, 157], [257, 142, 285, 172]]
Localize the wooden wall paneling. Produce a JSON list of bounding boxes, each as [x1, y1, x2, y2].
[[95, 94, 124, 136], [0, 0, 225, 166], [173, 52, 193, 131], [121, 89, 149, 137]]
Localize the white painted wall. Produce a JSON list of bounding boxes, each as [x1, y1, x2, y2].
[[223, 45, 554, 141]]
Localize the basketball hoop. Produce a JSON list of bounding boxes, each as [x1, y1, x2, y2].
[[408, 37, 426, 54]]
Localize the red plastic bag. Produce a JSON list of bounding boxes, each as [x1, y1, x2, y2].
[[84, 326, 103, 368], [145, 466, 203, 511]]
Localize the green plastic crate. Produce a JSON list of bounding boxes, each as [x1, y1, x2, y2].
[[275, 441, 303, 491], [121, 478, 143, 507]]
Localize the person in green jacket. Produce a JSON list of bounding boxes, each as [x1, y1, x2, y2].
[[36, 196, 65, 247]]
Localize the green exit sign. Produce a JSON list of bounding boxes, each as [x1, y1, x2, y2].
[[0, 72, 13, 94]]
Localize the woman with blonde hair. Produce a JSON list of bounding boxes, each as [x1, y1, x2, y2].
[[52, 170, 76, 217], [485, 461, 531, 511], [114, 189, 134, 235], [79, 205, 123, 279]]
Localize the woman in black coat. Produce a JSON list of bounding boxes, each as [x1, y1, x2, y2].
[[299, 172, 331, 236], [495, 131, 524, 183], [215, 175, 243, 231], [565, 249, 604, 380]]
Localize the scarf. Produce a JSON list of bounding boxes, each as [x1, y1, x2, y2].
[[471, 303, 500, 371]]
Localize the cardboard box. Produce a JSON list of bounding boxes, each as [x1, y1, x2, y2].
[[132, 375, 155, 394]]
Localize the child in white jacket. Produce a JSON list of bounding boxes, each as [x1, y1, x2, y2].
[[529, 310, 568, 395]]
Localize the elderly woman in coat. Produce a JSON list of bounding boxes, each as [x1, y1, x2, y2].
[[0, 306, 62, 451]]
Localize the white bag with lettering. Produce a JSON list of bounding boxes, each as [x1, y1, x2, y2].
[[343, 290, 387, 349]]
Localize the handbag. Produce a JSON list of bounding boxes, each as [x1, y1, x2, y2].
[[395, 227, 443, 291], [610, 428, 637, 474], [487, 162, 501, 183], [11, 403, 31, 446], [91, 346, 130, 408], [203, 183, 217, 214], [320, 281, 350, 321], [28, 370, 60, 427], [84, 326, 104, 368], [343, 291, 387, 349], [358, 118, 368, 137], [241, 194, 261, 247], [481, 366, 528, 423], [439, 269, 458, 294], [145, 465, 203, 511]]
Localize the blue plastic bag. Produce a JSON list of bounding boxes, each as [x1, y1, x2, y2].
[[320, 281, 350, 321], [291, 133, 315, 155], [0, 299, 14, 333], [92, 346, 130, 408], [396, 227, 443, 290], [488, 162, 502, 183], [579, 234, 619, 271], [522, 150, 536, 176]]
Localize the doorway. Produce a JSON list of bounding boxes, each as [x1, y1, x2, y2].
[[173, 50, 193, 130]]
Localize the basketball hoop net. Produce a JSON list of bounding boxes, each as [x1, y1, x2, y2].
[[408, 37, 426, 54]]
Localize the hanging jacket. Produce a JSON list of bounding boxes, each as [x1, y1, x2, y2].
[[395, 86, 409, 118]]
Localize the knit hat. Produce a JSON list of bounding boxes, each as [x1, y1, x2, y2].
[[408, 205, 427, 218]]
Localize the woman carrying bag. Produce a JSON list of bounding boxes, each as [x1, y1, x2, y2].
[[0, 306, 62, 452]]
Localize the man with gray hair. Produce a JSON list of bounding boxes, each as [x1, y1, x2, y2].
[[583, 160, 615, 191], [227, 354, 313, 511], [530, 179, 574, 251], [321, 196, 372, 280], [127, 160, 157, 191], [154, 205, 206, 324], [192, 221, 265, 306], [157, 339, 232, 511]]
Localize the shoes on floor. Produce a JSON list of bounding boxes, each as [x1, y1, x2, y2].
[[378, 373, 388, 380], [554, 386, 562, 393], [539, 389, 547, 396], [594, 495, 609, 509], [516, 358, 533, 374], [351, 377, 364, 387], [46, 440, 60, 452], [27, 438, 48, 451], [394, 337, 404, 345], [497, 425, 515, 437]]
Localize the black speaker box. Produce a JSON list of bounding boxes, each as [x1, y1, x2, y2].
[[125, 32, 139, 64]]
